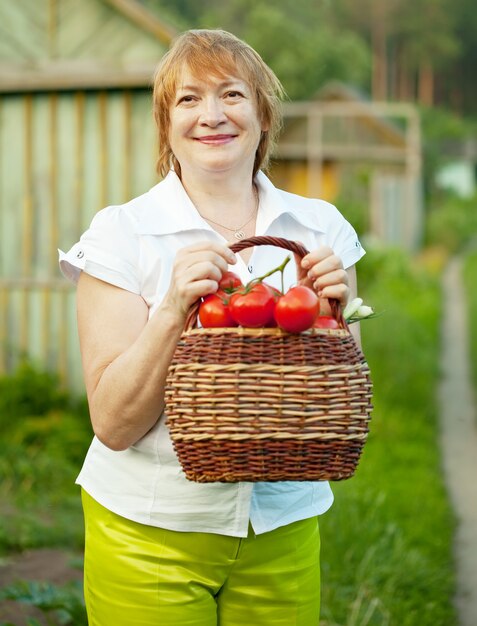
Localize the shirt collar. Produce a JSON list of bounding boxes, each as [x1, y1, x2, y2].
[[135, 171, 210, 235], [134, 170, 326, 236]]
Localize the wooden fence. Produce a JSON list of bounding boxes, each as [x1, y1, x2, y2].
[[0, 88, 158, 390]]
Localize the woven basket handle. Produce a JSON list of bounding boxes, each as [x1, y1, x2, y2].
[[184, 236, 345, 330]]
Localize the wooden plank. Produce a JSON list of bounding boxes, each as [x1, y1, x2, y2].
[[0, 66, 157, 93], [0, 0, 47, 61], [105, 91, 127, 206], [277, 143, 407, 162], [81, 92, 103, 229], [54, 93, 73, 257], [0, 95, 26, 277], [57, 0, 170, 62], [74, 91, 85, 236], [101, 0, 176, 44], [129, 89, 158, 197], [123, 90, 132, 202], [22, 95, 34, 276], [30, 93, 53, 279], [98, 91, 108, 209], [49, 93, 59, 273], [40, 287, 51, 367]]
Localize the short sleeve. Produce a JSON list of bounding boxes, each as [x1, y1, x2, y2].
[[330, 218, 366, 269], [58, 206, 141, 294]]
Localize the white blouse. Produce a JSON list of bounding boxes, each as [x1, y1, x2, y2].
[[59, 170, 365, 537]]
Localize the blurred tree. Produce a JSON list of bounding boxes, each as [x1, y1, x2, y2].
[[140, 0, 475, 114], [335, 0, 459, 105], [141, 0, 370, 99], [435, 0, 477, 115], [394, 0, 459, 106]]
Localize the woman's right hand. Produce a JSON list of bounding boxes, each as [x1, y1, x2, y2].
[[162, 241, 237, 321]]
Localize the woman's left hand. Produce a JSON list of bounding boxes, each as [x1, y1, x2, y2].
[[300, 246, 350, 308]]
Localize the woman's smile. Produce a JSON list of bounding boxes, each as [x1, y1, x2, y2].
[[194, 134, 237, 145]]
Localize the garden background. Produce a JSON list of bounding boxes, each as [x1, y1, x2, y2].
[[1, 0, 477, 624]]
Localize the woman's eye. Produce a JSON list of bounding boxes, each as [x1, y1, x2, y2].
[[226, 91, 243, 99], [178, 95, 195, 104]]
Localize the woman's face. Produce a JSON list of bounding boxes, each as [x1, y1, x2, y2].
[[169, 66, 266, 180]]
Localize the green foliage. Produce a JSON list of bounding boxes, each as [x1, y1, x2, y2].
[[420, 106, 477, 196], [0, 362, 91, 554], [426, 192, 477, 253], [463, 250, 477, 394], [320, 247, 456, 625], [0, 580, 87, 626], [0, 362, 69, 431]]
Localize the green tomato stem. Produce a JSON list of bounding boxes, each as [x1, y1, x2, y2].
[[245, 255, 291, 292]]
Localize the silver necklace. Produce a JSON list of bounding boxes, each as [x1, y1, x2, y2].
[[203, 186, 259, 240]]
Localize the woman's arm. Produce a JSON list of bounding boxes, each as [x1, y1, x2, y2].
[[77, 242, 236, 451]]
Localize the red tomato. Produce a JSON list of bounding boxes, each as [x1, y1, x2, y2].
[[262, 284, 281, 327], [229, 283, 276, 328], [199, 293, 238, 328], [274, 286, 320, 333], [219, 271, 243, 292], [312, 315, 340, 329], [265, 284, 283, 301]]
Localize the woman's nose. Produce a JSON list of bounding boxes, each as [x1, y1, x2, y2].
[[199, 97, 226, 126]]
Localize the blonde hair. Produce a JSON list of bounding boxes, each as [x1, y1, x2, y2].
[[152, 29, 285, 179]]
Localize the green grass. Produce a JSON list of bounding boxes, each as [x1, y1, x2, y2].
[[463, 250, 477, 395], [319, 248, 456, 625]]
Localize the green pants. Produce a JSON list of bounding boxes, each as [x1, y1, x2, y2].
[[82, 489, 321, 626]]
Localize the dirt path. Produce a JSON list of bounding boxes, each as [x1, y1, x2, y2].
[[439, 256, 477, 626], [0, 548, 83, 625]]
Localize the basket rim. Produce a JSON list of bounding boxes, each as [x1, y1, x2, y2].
[[182, 326, 351, 338]]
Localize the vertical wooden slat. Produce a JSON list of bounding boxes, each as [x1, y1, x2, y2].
[[20, 96, 34, 357], [22, 94, 34, 277], [49, 92, 59, 273], [74, 91, 85, 237], [123, 90, 132, 202], [57, 288, 68, 383], [307, 110, 323, 199], [98, 91, 108, 208], [19, 289, 28, 356], [48, 0, 58, 58], [41, 287, 50, 367]]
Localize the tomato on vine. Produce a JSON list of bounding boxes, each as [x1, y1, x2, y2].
[[219, 271, 243, 292], [199, 292, 238, 328], [274, 286, 320, 333], [228, 283, 276, 328]]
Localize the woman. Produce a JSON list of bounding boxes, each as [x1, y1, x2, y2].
[[60, 29, 365, 626]]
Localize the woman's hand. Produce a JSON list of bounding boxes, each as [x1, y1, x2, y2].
[[300, 246, 350, 308], [162, 241, 237, 320]]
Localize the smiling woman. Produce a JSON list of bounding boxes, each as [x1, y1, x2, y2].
[[58, 28, 365, 626]]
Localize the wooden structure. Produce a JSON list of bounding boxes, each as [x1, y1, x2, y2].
[[0, 0, 175, 387], [272, 82, 423, 251]]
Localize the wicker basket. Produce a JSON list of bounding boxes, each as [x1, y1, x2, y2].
[[165, 236, 373, 483]]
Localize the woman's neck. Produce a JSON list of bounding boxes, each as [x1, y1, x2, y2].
[[180, 170, 258, 225]]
